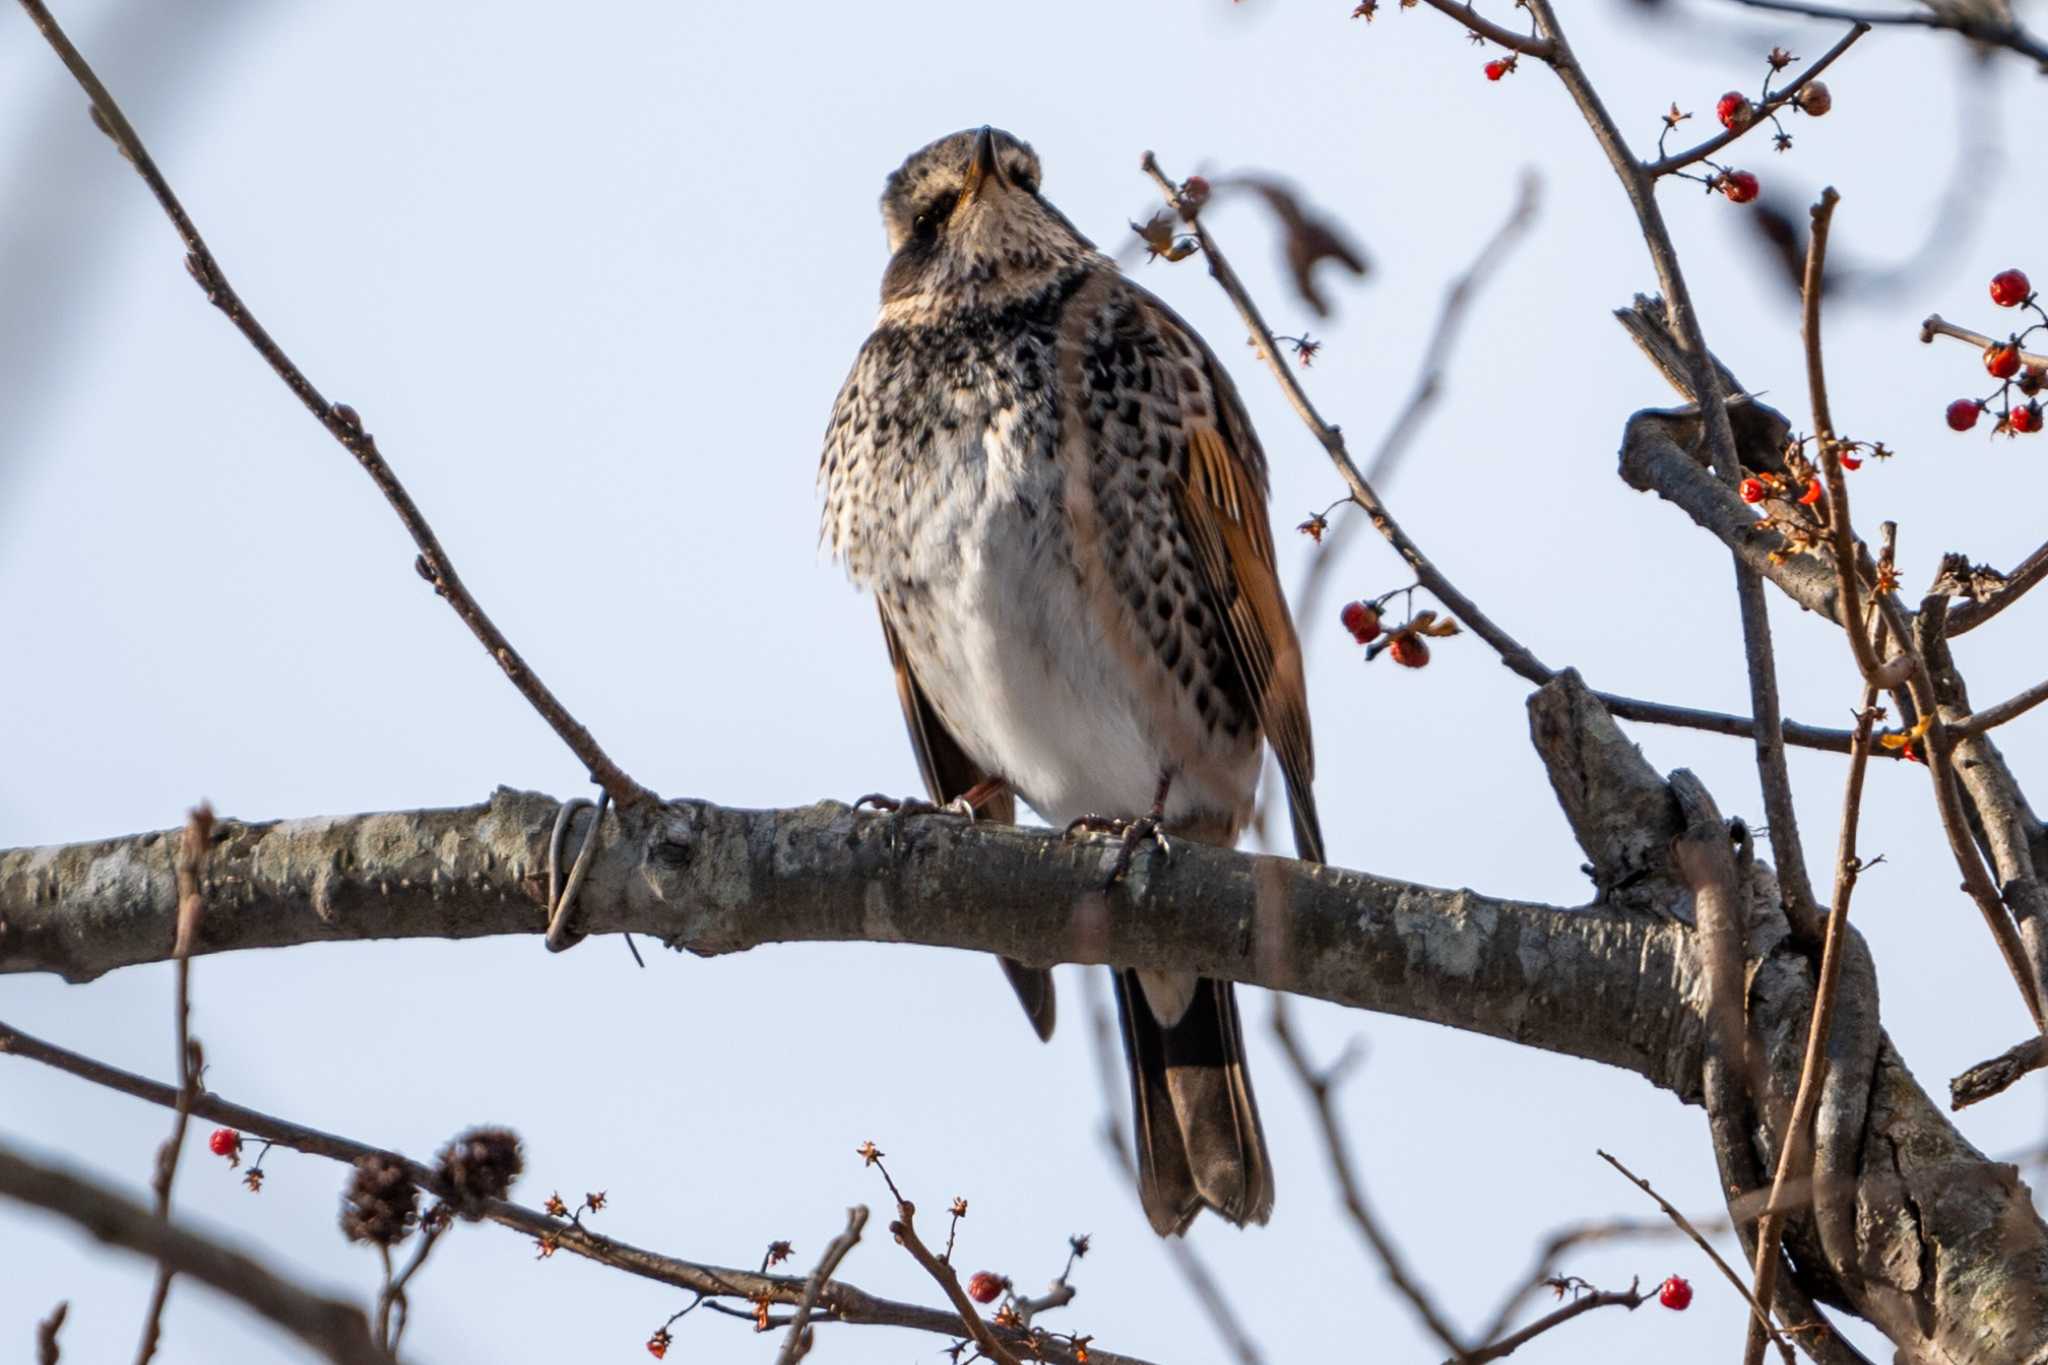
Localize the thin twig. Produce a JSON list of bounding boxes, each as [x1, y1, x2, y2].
[[13, 0, 655, 812], [1946, 538, 2048, 636], [136, 804, 214, 1365], [1641, 26, 1868, 177], [1953, 651, 2048, 721], [1721, 0, 2048, 69], [374, 1215, 444, 1352], [1272, 998, 1470, 1360], [1803, 189, 1880, 686], [776, 1207, 867, 1365], [1920, 314, 2048, 370], [0, 1021, 1134, 1365], [1293, 171, 1539, 642], [1597, 1152, 1793, 1362], [1459, 1280, 1645, 1364], [37, 1303, 67, 1365], [1743, 688, 1877, 1365], [0, 1144, 391, 1365], [887, 1198, 1022, 1365], [1413, 0, 1558, 55]]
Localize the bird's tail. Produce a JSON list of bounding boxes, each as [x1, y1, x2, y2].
[[1114, 968, 1273, 1236]]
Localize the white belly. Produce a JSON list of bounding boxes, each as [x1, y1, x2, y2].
[[889, 423, 1258, 832]]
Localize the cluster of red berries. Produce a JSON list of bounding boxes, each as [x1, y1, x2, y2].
[[1943, 269, 2044, 437], [1340, 596, 1459, 668]]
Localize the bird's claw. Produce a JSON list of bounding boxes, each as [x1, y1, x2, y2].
[[1064, 813, 1171, 888], [853, 793, 978, 820]]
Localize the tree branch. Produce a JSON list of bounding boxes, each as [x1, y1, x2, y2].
[[1721, 0, 2048, 70], [0, 1142, 391, 1365], [0, 1022, 1141, 1365], [1640, 27, 1867, 178]]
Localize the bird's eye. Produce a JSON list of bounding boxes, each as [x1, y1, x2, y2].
[[913, 192, 958, 241]]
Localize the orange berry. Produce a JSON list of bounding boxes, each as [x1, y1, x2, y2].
[[1390, 635, 1431, 669]]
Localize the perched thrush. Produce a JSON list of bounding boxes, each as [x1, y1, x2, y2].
[[820, 127, 1324, 1235]]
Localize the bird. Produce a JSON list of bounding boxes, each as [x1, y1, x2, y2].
[[819, 126, 1323, 1236]]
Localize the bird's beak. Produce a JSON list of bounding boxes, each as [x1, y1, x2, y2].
[[959, 126, 1008, 207]]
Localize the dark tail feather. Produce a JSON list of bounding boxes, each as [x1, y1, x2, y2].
[[1113, 969, 1273, 1236], [1001, 958, 1057, 1041]]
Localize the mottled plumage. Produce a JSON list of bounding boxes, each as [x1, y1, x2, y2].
[[820, 128, 1323, 1235]]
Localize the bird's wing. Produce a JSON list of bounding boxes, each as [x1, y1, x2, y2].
[[1134, 285, 1325, 865]]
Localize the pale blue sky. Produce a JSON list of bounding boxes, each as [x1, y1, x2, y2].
[[4, 2, 2045, 1361]]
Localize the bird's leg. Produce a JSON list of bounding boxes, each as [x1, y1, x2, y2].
[[1064, 771, 1173, 888]]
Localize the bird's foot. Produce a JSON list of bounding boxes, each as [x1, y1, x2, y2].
[[853, 793, 978, 819], [1064, 813, 1171, 889]]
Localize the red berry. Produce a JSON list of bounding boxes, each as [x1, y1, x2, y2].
[[1738, 476, 1766, 503], [1986, 343, 2022, 379], [208, 1128, 242, 1158], [1795, 81, 1832, 116], [1339, 601, 1382, 643], [2012, 402, 2043, 434], [1840, 452, 1862, 470], [1947, 398, 1983, 431], [1720, 171, 1760, 204], [1659, 1275, 1693, 1311], [1181, 175, 1212, 209], [1389, 635, 1431, 669], [1715, 91, 1753, 129], [1797, 476, 1823, 505], [1484, 58, 1509, 80], [967, 1272, 1003, 1305], [1990, 269, 2031, 308]]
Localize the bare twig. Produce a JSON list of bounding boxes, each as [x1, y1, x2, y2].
[[1951, 1034, 2048, 1109], [1272, 998, 1470, 1360], [1743, 686, 1877, 1365], [1947, 538, 2048, 636], [1802, 190, 1881, 688], [0, 1143, 391, 1365], [136, 803, 215, 1365], [1642, 26, 1868, 177], [1721, 0, 2048, 69], [1414, 0, 1558, 55], [887, 1197, 1022, 1365], [374, 1212, 444, 1352], [1920, 314, 2048, 370], [1142, 151, 1549, 690], [1460, 1280, 1645, 1364], [13, 0, 654, 811], [0, 1021, 1136, 1365], [37, 1302, 67, 1365], [1293, 171, 1538, 644], [776, 1207, 868, 1365], [1598, 1152, 1793, 1362]]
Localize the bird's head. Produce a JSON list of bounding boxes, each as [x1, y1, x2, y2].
[[876, 127, 1096, 318]]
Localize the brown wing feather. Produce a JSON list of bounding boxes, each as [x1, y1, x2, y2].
[[1153, 308, 1325, 865], [877, 607, 1056, 1039]]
